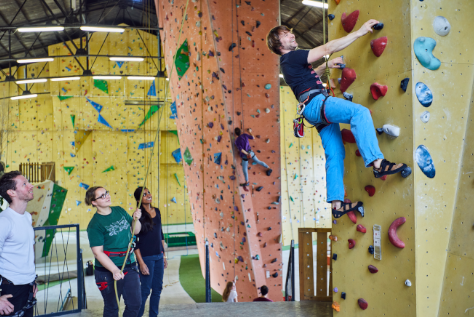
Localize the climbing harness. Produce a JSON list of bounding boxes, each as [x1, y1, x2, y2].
[[0, 275, 37, 317]]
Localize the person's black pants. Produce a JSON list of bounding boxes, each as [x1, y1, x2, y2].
[[95, 264, 141, 317], [0, 283, 33, 317]]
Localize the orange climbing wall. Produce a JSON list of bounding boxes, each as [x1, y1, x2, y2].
[[156, 0, 282, 301]]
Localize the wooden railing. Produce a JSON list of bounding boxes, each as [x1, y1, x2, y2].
[[19, 162, 55, 183]]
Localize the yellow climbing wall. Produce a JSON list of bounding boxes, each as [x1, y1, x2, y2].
[[280, 86, 331, 247], [0, 26, 192, 229], [329, 0, 416, 315]]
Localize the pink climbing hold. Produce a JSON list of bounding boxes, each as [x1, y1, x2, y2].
[[356, 224, 366, 233], [368, 265, 378, 273], [370, 36, 388, 57], [370, 83, 388, 100], [380, 175, 387, 181], [355, 149, 361, 157], [348, 239, 356, 249], [340, 68, 357, 92], [344, 199, 357, 224], [388, 217, 406, 249], [341, 10, 360, 33], [341, 129, 356, 143], [358, 298, 368, 310], [364, 185, 376, 197]]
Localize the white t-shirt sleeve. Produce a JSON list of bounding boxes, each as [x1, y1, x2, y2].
[[227, 290, 237, 302], [0, 217, 12, 258]]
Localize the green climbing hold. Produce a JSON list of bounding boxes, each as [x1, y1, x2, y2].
[[290, 196, 294, 202], [70, 115, 75, 129], [174, 173, 181, 186], [102, 166, 115, 173], [183, 147, 193, 165], [93, 79, 109, 94], [265, 84, 271, 89], [63, 166, 74, 175], [289, 143, 293, 148], [58, 95, 73, 101], [294, 174, 298, 180], [138, 105, 160, 127]]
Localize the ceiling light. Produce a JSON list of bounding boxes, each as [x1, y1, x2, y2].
[[50, 77, 81, 82], [302, 0, 328, 8], [11, 94, 38, 100], [279, 74, 284, 78], [127, 76, 155, 80], [92, 76, 122, 80], [17, 26, 64, 33], [109, 57, 144, 62], [80, 26, 125, 33], [15, 79, 47, 84], [17, 58, 54, 64]]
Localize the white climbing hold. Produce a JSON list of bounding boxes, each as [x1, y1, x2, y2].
[[265, 108, 270, 113], [266, 139, 270, 143], [432, 16, 451, 36], [405, 279, 412, 287], [420, 111, 430, 123], [382, 124, 400, 137], [301, 145, 305, 150]]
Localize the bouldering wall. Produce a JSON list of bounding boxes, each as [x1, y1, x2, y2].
[[280, 86, 331, 247], [0, 26, 192, 229], [328, 0, 416, 315], [157, 0, 282, 301]]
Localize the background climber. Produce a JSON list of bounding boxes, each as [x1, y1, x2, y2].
[[266, 20, 411, 218], [234, 127, 272, 191]]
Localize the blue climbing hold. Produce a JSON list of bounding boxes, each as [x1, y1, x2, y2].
[[171, 197, 177, 203], [328, 14, 335, 20], [400, 78, 409, 92], [416, 145, 435, 178], [415, 82, 433, 107], [414, 37, 441, 70], [213, 152, 222, 165], [264, 84, 272, 89], [76, 200, 81, 206]]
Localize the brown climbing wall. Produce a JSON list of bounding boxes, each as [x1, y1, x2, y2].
[[156, 0, 282, 301], [328, 0, 416, 316]]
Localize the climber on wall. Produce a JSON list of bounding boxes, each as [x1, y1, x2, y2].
[[266, 20, 411, 219], [234, 127, 272, 192]]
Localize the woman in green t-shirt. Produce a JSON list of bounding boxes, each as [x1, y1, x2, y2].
[[85, 186, 142, 317]]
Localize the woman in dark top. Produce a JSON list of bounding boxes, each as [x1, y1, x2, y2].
[[134, 187, 167, 317]]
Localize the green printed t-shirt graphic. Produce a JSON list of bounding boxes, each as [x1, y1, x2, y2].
[[87, 206, 136, 268]]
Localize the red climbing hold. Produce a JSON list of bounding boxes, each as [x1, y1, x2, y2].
[[364, 185, 376, 197], [341, 129, 356, 143], [344, 199, 357, 223], [355, 149, 361, 157], [370, 83, 388, 100], [356, 224, 366, 233], [368, 265, 378, 273], [348, 239, 356, 249], [340, 68, 357, 92], [358, 298, 368, 310], [334, 0, 340, 4], [380, 175, 387, 181], [388, 217, 406, 248], [370, 36, 388, 57], [341, 10, 359, 33]]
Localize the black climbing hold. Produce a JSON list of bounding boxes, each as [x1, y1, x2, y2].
[[246, 31, 252, 37], [373, 23, 384, 30], [400, 78, 410, 92], [214, 233, 217, 238], [245, 1, 251, 5], [241, 20, 245, 26], [401, 166, 412, 178], [236, 112, 241, 115], [339, 63, 346, 69], [217, 52, 221, 56], [341, 292, 346, 300], [342, 92, 353, 101], [268, 227, 272, 231], [368, 245, 374, 254], [271, 258, 277, 263], [328, 14, 335, 20], [256, 21, 261, 28], [272, 272, 279, 278], [256, 186, 263, 191], [211, 243, 213, 247], [277, 196, 281, 203], [229, 43, 237, 51], [228, 120, 232, 125], [332, 253, 337, 260], [220, 67, 225, 73], [376, 128, 384, 135]]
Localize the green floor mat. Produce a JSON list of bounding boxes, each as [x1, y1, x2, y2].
[[179, 254, 223, 303]]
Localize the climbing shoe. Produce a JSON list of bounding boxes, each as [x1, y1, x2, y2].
[[332, 201, 364, 219], [240, 182, 249, 192], [266, 169, 273, 176], [373, 159, 411, 179]]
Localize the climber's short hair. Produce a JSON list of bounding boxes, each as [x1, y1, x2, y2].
[[266, 25, 291, 55], [234, 127, 241, 136], [261, 285, 269, 296]]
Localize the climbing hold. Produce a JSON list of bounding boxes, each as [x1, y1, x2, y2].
[[341, 10, 359, 33], [102, 166, 115, 173], [356, 224, 366, 233], [256, 21, 261, 28], [332, 302, 340, 312], [341, 292, 346, 300], [264, 84, 271, 89], [358, 298, 368, 310], [388, 217, 406, 248], [333, 0, 340, 4], [368, 265, 378, 273], [370, 36, 387, 57], [332, 254, 337, 260], [341, 129, 356, 143], [348, 239, 356, 249], [370, 82, 388, 100], [420, 111, 430, 123], [213, 152, 222, 165], [63, 166, 74, 175], [405, 279, 412, 287], [329, 235, 338, 242], [256, 186, 263, 191], [415, 145, 435, 178], [328, 14, 335, 20], [415, 82, 433, 107], [342, 92, 353, 101], [258, 232, 263, 237], [208, 122, 214, 128], [171, 197, 177, 204], [271, 258, 278, 263], [333, 287, 338, 293], [229, 43, 237, 51], [372, 22, 384, 30], [414, 37, 441, 70], [272, 273, 278, 278], [368, 245, 374, 254], [355, 150, 361, 157], [433, 16, 450, 36], [381, 124, 400, 137], [79, 182, 89, 190], [400, 78, 410, 92], [76, 200, 81, 206], [347, 211, 357, 224], [340, 68, 357, 92]]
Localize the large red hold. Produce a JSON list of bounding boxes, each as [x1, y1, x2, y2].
[[364, 185, 376, 197], [340, 67, 357, 92], [370, 83, 388, 100], [341, 129, 356, 143], [388, 217, 406, 248], [341, 10, 360, 33], [370, 36, 388, 57], [344, 199, 357, 224], [356, 224, 366, 233], [348, 239, 356, 249], [358, 298, 368, 310], [368, 265, 378, 273]]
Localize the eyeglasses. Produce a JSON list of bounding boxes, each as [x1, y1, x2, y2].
[[93, 191, 110, 201]]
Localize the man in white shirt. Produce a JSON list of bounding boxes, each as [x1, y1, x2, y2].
[[0, 171, 37, 316]]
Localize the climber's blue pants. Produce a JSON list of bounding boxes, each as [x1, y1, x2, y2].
[[241, 150, 269, 183], [302, 94, 384, 202]]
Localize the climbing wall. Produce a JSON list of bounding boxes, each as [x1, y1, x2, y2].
[[328, 0, 416, 315], [280, 86, 331, 247], [157, 0, 282, 301]]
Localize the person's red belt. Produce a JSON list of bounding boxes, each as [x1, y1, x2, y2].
[[104, 250, 128, 257]]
